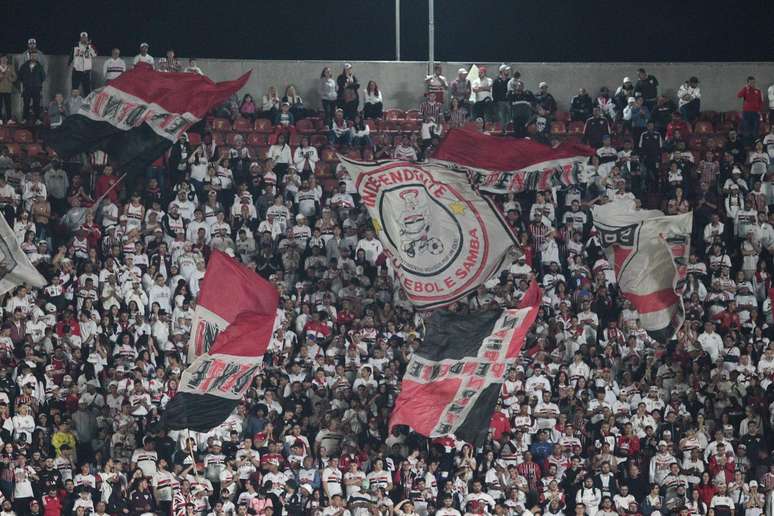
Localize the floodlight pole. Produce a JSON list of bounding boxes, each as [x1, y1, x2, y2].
[[396, 0, 401, 61], [428, 0, 435, 73]]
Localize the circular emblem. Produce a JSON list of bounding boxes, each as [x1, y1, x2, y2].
[[379, 184, 463, 276]]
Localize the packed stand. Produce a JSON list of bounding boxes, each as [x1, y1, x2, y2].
[[0, 35, 773, 516]]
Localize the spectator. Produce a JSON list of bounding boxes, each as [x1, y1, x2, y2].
[[329, 108, 351, 147], [596, 87, 617, 120], [363, 81, 383, 120], [570, 88, 594, 122], [0, 55, 16, 125], [737, 76, 763, 144], [133, 42, 154, 68], [337, 63, 360, 120], [239, 94, 258, 121], [47, 93, 66, 129], [419, 92, 443, 122], [424, 63, 448, 103], [18, 50, 46, 125], [493, 65, 511, 132], [472, 66, 493, 121], [349, 114, 372, 152], [68, 32, 96, 95], [261, 86, 281, 120], [445, 97, 469, 129], [282, 85, 306, 121], [318, 67, 338, 126], [677, 77, 701, 124], [583, 107, 611, 149], [614, 77, 635, 115], [102, 48, 126, 83], [634, 67, 659, 111], [508, 80, 535, 138], [534, 82, 557, 117], [449, 68, 471, 109], [64, 89, 83, 117]]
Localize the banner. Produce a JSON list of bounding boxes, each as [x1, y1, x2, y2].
[[592, 202, 692, 342], [0, 216, 45, 296], [430, 128, 594, 193], [188, 250, 279, 360], [45, 63, 249, 177], [340, 157, 517, 309], [389, 284, 540, 445], [164, 310, 278, 431]]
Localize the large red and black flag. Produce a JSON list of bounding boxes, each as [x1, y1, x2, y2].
[[389, 283, 540, 446], [45, 64, 249, 177], [187, 250, 278, 361], [430, 127, 594, 194], [163, 251, 279, 432]]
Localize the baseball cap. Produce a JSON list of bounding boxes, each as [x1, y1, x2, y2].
[[80, 32, 88, 38]]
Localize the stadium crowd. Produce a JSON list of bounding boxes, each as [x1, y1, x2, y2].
[[0, 35, 771, 516]]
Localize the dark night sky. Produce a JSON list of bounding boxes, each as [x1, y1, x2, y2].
[[4, 0, 773, 62]]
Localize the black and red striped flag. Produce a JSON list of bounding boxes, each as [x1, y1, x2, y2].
[[162, 252, 279, 432], [389, 282, 540, 446], [45, 63, 249, 177]]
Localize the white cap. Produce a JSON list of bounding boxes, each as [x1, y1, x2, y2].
[[140, 42, 149, 48], [498, 64, 510, 72], [344, 62, 352, 69], [623, 76, 631, 83], [628, 97, 636, 103], [27, 38, 36, 45], [80, 32, 88, 38], [458, 67, 468, 74], [539, 81, 547, 88], [749, 480, 758, 488]]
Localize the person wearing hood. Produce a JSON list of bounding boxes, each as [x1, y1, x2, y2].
[[677, 77, 701, 123], [614, 77, 635, 115]]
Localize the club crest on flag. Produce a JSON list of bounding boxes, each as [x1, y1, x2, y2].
[[345, 158, 516, 308]]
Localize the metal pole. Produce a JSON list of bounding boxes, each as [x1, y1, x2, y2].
[[428, 0, 434, 74], [395, 0, 401, 61]]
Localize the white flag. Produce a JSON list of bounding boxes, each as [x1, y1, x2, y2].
[[0, 216, 46, 296]]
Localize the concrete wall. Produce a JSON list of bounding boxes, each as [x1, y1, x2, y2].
[[18, 55, 774, 114]]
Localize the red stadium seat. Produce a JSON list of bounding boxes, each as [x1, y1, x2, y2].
[[254, 119, 273, 133], [365, 119, 380, 132], [212, 132, 225, 145], [401, 120, 421, 132], [320, 147, 338, 162], [289, 133, 302, 147], [0, 128, 9, 143], [405, 109, 421, 120], [246, 133, 267, 146], [568, 121, 585, 135], [550, 121, 567, 135], [14, 129, 33, 143], [232, 117, 253, 132], [555, 111, 571, 122], [211, 117, 231, 132], [384, 109, 405, 120], [296, 119, 315, 134], [381, 120, 401, 133], [4, 143, 20, 156]]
